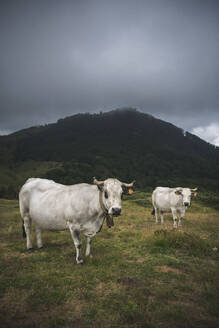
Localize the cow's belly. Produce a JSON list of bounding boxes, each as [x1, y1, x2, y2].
[[159, 207, 171, 213], [29, 196, 69, 231], [30, 209, 68, 230], [156, 203, 183, 214], [81, 216, 105, 237], [155, 198, 171, 212]]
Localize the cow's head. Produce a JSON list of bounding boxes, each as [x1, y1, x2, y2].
[[175, 187, 198, 207], [93, 177, 135, 216]]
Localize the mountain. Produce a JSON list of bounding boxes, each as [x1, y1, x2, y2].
[[1, 108, 219, 198]]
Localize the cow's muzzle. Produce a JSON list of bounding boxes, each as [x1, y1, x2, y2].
[[184, 202, 189, 207], [112, 207, 122, 216]]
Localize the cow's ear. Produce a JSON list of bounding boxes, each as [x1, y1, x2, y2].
[[191, 188, 198, 197], [122, 186, 134, 195], [93, 177, 104, 192], [97, 183, 104, 192]]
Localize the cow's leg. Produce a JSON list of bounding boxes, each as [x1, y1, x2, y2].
[[23, 215, 33, 250], [160, 211, 164, 225], [68, 223, 83, 264], [178, 209, 185, 227], [35, 226, 43, 248], [154, 207, 159, 224], [85, 236, 92, 257], [171, 208, 178, 228]]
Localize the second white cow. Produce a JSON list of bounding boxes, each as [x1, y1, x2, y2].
[[152, 187, 197, 227]]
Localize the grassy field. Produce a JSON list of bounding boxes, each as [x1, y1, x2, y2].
[[0, 192, 219, 328]]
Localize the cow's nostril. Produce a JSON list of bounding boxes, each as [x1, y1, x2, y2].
[[112, 207, 121, 215], [184, 202, 189, 207]]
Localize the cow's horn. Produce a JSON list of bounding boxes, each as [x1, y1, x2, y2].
[[191, 187, 198, 192], [93, 177, 104, 185], [122, 180, 136, 187]]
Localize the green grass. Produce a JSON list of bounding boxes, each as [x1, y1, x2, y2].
[[0, 194, 219, 328]]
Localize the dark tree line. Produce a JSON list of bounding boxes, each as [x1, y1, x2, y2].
[[1, 108, 219, 199]]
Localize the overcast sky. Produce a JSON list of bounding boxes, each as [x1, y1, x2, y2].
[[0, 0, 219, 145]]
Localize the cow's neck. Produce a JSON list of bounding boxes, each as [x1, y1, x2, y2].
[[98, 191, 114, 228]]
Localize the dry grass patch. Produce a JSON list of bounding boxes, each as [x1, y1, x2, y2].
[[155, 265, 183, 274], [117, 277, 143, 287], [95, 281, 123, 298], [0, 287, 30, 320], [63, 298, 88, 318]]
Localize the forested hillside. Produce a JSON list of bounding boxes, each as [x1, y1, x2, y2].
[[1, 108, 219, 198]]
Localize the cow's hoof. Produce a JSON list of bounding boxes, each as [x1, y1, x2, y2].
[[27, 248, 34, 253], [85, 253, 93, 258], [76, 259, 84, 265], [38, 246, 44, 250]]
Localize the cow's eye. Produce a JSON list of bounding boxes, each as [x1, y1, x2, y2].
[[104, 191, 108, 199]]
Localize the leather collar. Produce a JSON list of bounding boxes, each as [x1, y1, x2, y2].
[[99, 190, 114, 228]]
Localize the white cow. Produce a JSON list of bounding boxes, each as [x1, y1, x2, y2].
[[19, 177, 135, 264], [152, 187, 197, 227]]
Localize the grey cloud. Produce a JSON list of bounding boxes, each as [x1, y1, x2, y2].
[[0, 0, 219, 135]]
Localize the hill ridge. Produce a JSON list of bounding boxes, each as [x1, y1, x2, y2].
[[0, 108, 219, 198]]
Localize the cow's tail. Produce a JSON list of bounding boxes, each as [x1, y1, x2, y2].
[[22, 220, 26, 238], [151, 192, 156, 215], [19, 192, 26, 238]]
